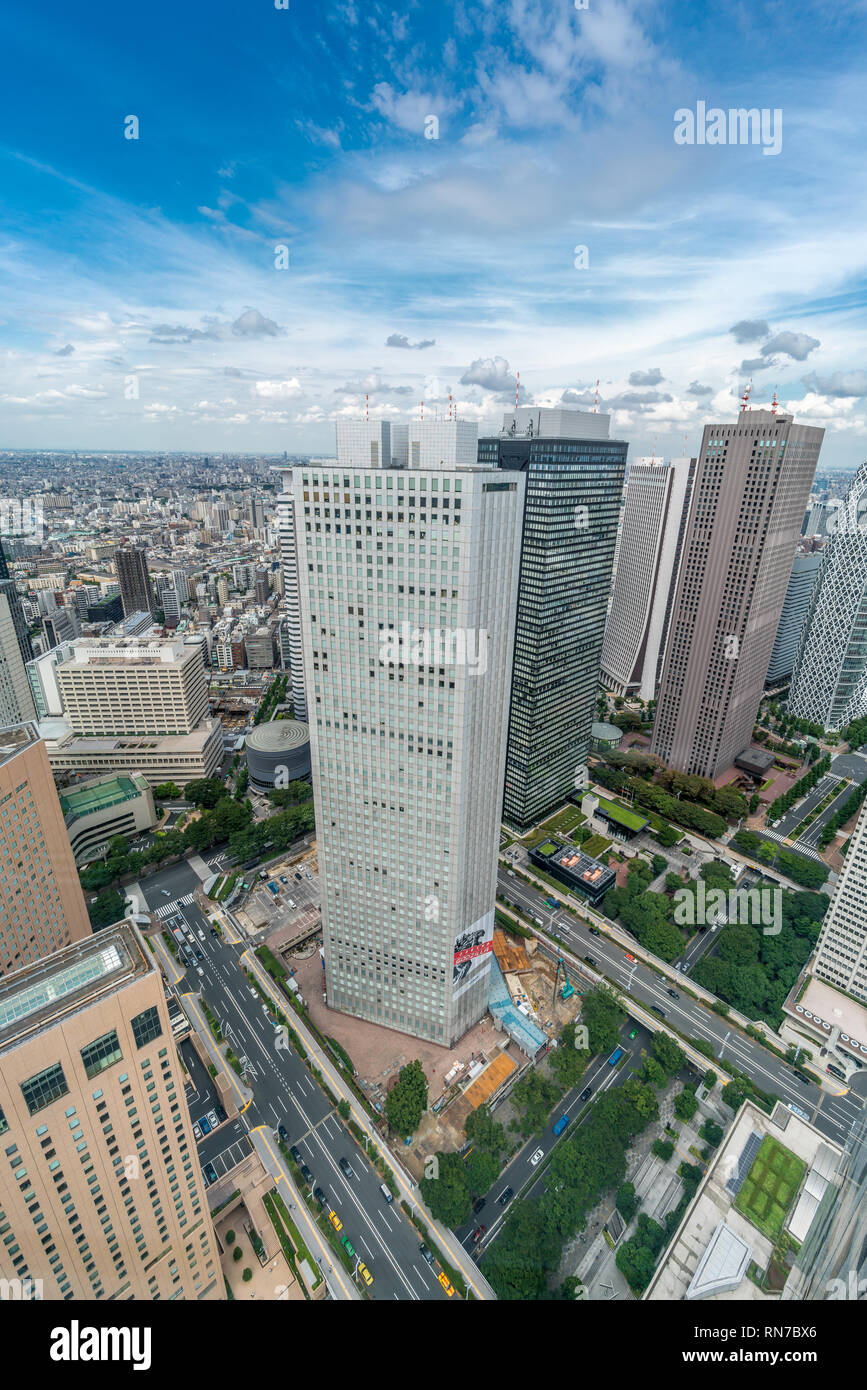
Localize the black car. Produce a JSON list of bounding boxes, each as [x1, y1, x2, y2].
[[497, 1186, 514, 1206], [294, 871, 302, 881], [204, 1162, 218, 1185], [278, 1123, 289, 1144], [300, 1163, 314, 1185], [588, 926, 601, 937], [289, 1145, 303, 1166], [419, 1243, 434, 1265], [339, 1156, 355, 1179], [584, 955, 597, 967], [579, 1086, 593, 1102], [313, 1186, 327, 1208], [472, 1197, 486, 1214], [195, 949, 204, 961], [210, 927, 218, 936], [650, 1004, 666, 1017], [667, 988, 680, 999]]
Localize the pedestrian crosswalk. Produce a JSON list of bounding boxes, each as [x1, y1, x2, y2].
[[154, 892, 196, 919]]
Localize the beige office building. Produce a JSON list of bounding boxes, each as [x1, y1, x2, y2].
[[56, 637, 209, 737], [651, 411, 823, 777], [0, 723, 91, 977], [0, 923, 220, 1300]]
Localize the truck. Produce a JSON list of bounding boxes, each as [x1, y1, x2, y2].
[[267, 881, 280, 896], [172, 927, 185, 945], [544, 896, 559, 909], [607, 1046, 624, 1067], [552, 1113, 569, 1137]]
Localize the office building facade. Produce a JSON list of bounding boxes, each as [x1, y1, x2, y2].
[[478, 408, 628, 828], [813, 802, 867, 1002], [114, 546, 156, 620], [651, 411, 823, 777], [0, 723, 91, 977], [765, 550, 823, 687], [600, 457, 695, 700], [275, 476, 307, 719], [56, 637, 209, 737], [292, 420, 523, 1044], [0, 537, 33, 667], [0, 923, 220, 1300], [787, 462, 867, 729], [0, 594, 37, 725]]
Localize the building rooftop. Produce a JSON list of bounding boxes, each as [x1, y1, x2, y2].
[[0, 721, 39, 768], [596, 795, 648, 833], [59, 772, 150, 823], [0, 923, 152, 1049], [537, 841, 616, 892], [41, 716, 222, 754], [246, 718, 310, 753]]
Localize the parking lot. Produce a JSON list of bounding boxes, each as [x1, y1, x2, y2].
[[239, 860, 320, 933]]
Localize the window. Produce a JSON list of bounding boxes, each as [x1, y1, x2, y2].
[[131, 1007, 162, 1050], [80, 1030, 123, 1080], [21, 1064, 69, 1117]]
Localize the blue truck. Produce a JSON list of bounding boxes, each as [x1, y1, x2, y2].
[[267, 881, 280, 896], [552, 1113, 569, 1137], [607, 1046, 624, 1067]]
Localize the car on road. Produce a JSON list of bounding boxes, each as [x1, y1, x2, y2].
[[290, 1145, 303, 1166], [193, 1122, 202, 1141], [472, 1197, 486, 1214], [379, 1183, 394, 1205], [628, 1027, 638, 1039], [589, 926, 601, 937], [358, 1261, 373, 1287], [328, 1210, 343, 1233], [650, 1004, 666, 1017], [300, 1163, 314, 1185], [204, 1162, 218, 1185], [667, 988, 680, 999], [583, 954, 597, 967], [419, 1243, 434, 1264], [210, 927, 218, 936], [206, 1109, 218, 1129], [497, 1186, 514, 1206], [196, 966, 204, 977], [313, 1186, 327, 1208], [195, 949, 204, 961], [438, 1272, 455, 1297], [530, 1147, 544, 1166], [471, 1226, 486, 1245], [338, 1157, 355, 1179], [341, 1235, 356, 1259], [624, 953, 636, 962], [579, 1086, 593, 1102], [294, 871, 302, 880], [199, 1116, 211, 1135], [197, 930, 205, 941]]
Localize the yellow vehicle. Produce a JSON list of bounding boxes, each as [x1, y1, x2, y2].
[[438, 1272, 454, 1298], [358, 1262, 374, 1287], [328, 1210, 343, 1233]]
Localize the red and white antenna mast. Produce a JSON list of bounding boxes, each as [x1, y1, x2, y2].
[[449, 393, 453, 421], [771, 387, 778, 415], [420, 399, 424, 421], [740, 379, 752, 414], [515, 372, 520, 410], [365, 393, 369, 421], [593, 379, 599, 413]]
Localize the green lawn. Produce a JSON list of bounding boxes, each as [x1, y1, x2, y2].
[[539, 804, 585, 836], [583, 834, 613, 858], [734, 1135, 806, 1243], [536, 840, 559, 856]]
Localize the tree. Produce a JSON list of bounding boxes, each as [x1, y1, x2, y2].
[[232, 1246, 242, 1262], [700, 1119, 723, 1147], [485, 1198, 561, 1301], [337, 1099, 350, 1121], [651, 854, 668, 877], [464, 1104, 506, 1159], [420, 1151, 471, 1228], [673, 1086, 698, 1121], [641, 1056, 668, 1090], [510, 1071, 561, 1136], [652, 1138, 674, 1160], [153, 781, 182, 799], [549, 1021, 590, 1089], [656, 824, 680, 848], [385, 1059, 428, 1135], [184, 777, 225, 808], [651, 1033, 685, 1077], [242, 1268, 252, 1282], [88, 888, 126, 929], [580, 989, 624, 1056], [466, 1149, 500, 1196], [616, 1181, 638, 1222]]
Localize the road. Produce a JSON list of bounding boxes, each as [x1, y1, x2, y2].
[[772, 750, 867, 847], [141, 871, 453, 1301], [496, 866, 864, 1149]]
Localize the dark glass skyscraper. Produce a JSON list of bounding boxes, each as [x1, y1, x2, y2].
[[114, 544, 156, 619], [479, 408, 628, 830], [0, 537, 33, 667]]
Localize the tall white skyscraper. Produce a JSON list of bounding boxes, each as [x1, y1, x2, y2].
[[600, 457, 695, 700], [292, 420, 524, 1044], [275, 475, 308, 720], [813, 802, 867, 1003], [0, 594, 37, 724]]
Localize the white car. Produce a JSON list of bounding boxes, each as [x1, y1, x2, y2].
[[196, 966, 204, 977], [206, 1109, 218, 1129], [197, 930, 205, 941], [193, 1122, 202, 1141], [530, 1148, 544, 1166]]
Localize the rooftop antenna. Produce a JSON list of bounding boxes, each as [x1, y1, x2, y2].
[[771, 387, 778, 415], [449, 393, 453, 421], [515, 372, 520, 411], [740, 379, 752, 414], [651, 435, 658, 464], [365, 393, 369, 422], [420, 399, 424, 421], [593, 379, 599, 413]]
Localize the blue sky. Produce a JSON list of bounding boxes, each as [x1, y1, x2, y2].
[[1, 0, 866, 462]]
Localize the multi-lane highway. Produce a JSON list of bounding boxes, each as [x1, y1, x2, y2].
[[496, 865, 865, 1148], [139, 864, 455, 1300]]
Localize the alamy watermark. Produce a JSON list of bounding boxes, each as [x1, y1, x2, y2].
[[674, 881, 782, 936], [379, 622, 488, 674], [0, 496, 43, 538], [674, 102, 782, 156]]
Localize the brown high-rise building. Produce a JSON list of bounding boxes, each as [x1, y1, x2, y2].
[[651, 410, 823, 777], [114, 545, 156, 619], [0, 723, 91, 976], [0, 922, 221, 1300]]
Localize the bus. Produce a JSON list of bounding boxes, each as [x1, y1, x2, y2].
[[607, 1047, 624, 1067]]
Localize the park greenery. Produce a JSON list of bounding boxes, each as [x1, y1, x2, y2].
[[384, 1059, 428, 1137], [732, 830, 828, 889]]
